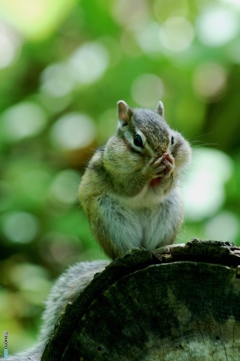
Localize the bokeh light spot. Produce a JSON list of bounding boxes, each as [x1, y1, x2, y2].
[[159, 17, 194, 52], [50, 113, 96, 151], [0, 22, 21, 69], [193, 63, 227, 100], [8, 263, 51, 298], [131, 74, 164, 107], [1, 102, 47, 142], [134, 22, 161, 55], [205, 212, 239, 243], [40, 63, 75, 98], [49, 170, 80, 205], [2, 212, 39, 243], [111, 0, 148, 29], [222, 0, 240, 7], [68, 42, 109, 85], [197, 5, 239, 47], [183, 148, 233, 221], [0, 0, 76, 40]]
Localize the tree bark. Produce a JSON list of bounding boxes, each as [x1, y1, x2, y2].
[[41, 239, 240, 361]]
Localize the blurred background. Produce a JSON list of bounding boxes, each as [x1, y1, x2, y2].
[[0, 0, 240, 355]]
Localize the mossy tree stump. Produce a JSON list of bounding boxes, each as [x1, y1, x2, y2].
[[42, 240, 240, 361]]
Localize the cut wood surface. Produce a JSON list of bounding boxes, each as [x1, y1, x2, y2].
[[41, 240, 240, 361]]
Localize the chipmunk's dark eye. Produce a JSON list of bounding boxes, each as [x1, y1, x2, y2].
[[171, 136, 175, 145], [133, 134, 143, 148]]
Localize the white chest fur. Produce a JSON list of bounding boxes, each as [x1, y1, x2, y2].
[[105, 186, 182, 252]]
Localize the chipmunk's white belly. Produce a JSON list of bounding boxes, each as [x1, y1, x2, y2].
[[111, 187, 181, 250], [139, 206, 174, 249]]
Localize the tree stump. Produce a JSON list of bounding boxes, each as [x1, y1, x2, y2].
[[41, 240, 240, 361]]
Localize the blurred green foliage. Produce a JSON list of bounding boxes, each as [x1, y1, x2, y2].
[[0, 0, 240, 355]]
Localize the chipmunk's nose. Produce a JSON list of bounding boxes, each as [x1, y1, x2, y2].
[[163, 153, 174, 164]]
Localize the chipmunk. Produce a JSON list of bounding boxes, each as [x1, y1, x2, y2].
[[79, 101, 191, 259], [2, 101, 191, 360]]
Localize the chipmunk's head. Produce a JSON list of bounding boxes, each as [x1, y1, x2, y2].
[[117, 100, 191, 171], [117, 100, 171, 157]]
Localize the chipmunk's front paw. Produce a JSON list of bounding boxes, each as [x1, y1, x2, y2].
[[162, 153, 175, 176], [149, 153, 175, 178], [149, 155, 166, 175]]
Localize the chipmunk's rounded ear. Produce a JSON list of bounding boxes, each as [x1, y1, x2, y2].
[[117, 100, 133, 126], [156, 101, 164, 117]]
